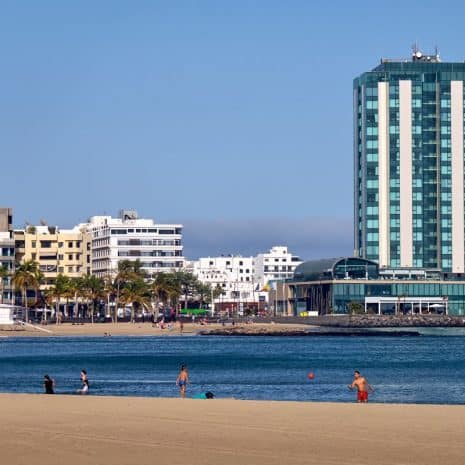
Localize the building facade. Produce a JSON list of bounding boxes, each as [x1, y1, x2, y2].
[[14, 225, 92, 288], [289, 257, 465, 316], [86, 210, 184, 278], [191, 256, 261, 312], [354, 48, 465, 272], [254, 246, 302, 288], [190, 246, 301, 314], [0, 208, 14, 303]]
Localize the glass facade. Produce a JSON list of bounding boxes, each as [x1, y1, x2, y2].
[[354, 58, 465, 271], [291, 280, 465, 316]]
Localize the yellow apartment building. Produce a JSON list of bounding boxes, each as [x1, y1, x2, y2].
[[14, 225, 91, 289]]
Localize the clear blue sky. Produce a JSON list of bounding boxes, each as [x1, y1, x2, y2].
[[2, 0, 465, 259]]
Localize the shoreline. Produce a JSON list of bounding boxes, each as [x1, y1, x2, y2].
[[0, 322, 314, 337], [1, 394, 464, 465]]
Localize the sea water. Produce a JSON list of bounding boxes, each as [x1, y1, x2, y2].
[[0, 334, 464, 404]]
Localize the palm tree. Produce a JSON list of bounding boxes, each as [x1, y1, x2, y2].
[[48, 274, 69, 324], [0, 264, 10, 304], [120, 278, 151, 322], [195, 282, 212, 309], [171, 271, 199, 313], [11, 260, 40, 322], [103, 276, 117, 323], [81, 274, 104, 324], [151, 272, 179, 318]]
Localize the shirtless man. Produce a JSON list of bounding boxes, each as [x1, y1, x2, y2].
[[176, 365, 189, 398], [348, 370, 374, 403]]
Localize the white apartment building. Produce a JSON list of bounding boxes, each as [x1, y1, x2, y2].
[[254, 246, 302, 288], [191, 256, 259, 307], [191, 246, 302, 311], [84, 210, 184, 278]]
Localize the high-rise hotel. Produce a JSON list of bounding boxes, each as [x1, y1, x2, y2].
[[354, 49, 465, 273]]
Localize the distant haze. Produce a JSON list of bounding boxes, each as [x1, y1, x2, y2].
[[182, 216, 353, 260]]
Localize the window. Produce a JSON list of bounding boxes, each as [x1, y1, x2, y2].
[[68, 254, 73, 260], [58, 254, 64, 260], [32, 241, 36, 248], [58, 242, 63, 248], [68, 266, 74, 273], [58, 267, 64, 273], [68, 242, 73, 248]]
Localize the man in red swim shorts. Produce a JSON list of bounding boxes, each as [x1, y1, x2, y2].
[[348, 370, 374, 403]]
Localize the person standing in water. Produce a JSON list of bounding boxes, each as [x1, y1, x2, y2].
[[78, 369, 89, 394], [176, 365, 189, 398], [43, 375, 55, 394], [348, 370, 374, 403]]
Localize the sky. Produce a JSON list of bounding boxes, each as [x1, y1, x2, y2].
[[2, 0, 465, 259]]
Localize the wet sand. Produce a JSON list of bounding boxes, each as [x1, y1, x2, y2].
[[0, 394, 464, 465]]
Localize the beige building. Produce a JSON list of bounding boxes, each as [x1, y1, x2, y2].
[[14, 225, 91, 288]]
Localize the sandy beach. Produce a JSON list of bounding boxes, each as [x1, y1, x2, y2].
[[0, 394, 463, 465], [0, 322, 312, 337]]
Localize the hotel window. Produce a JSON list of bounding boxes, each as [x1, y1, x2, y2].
[[68, 266, 73, 273], [58, 267, 64, 273], [58, 254, 63, 260], [68, 242, 73, 248], [32, 241, 36, 248]]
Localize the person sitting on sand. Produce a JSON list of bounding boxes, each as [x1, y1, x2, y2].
[[348, 370, 374, 403], [176, 365, 189, 398], [43, 375, 55, 394]]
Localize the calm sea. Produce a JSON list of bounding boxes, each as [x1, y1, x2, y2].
[[1, 333, 465, 404]]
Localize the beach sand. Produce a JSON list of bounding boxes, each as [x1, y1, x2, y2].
[[0, 322, 311, 337], [0, 394, 464, 465]]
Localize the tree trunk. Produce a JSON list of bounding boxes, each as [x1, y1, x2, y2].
[[24, 289, 28, 323], [91, 300, 94, 324], [56, 299, 60, 325], [131, 303, 135, 323], [115, 283, 120, 324]]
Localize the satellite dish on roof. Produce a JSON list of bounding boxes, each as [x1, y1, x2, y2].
[[415, 51, 422, 58]]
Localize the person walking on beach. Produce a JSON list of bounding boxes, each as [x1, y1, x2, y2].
[[43, 375, 55, 394], [348, 370, 374, 403], [176, 365, 189, 398]]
